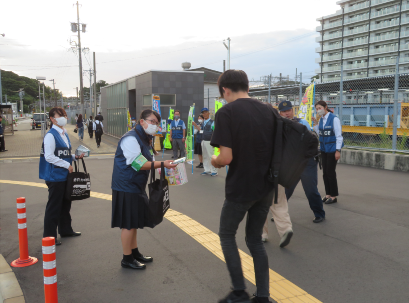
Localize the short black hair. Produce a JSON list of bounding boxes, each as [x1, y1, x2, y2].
[[139, 109, 161, 123], [217, 70, 249, 98], [174, 110, 180, 115]]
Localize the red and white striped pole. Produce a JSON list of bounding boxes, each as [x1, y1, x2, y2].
[[42, 237, 58, 303], [10, 197, 38, 267]]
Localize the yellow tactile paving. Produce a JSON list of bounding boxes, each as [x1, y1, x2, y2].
[[0, 180, 323, 303]]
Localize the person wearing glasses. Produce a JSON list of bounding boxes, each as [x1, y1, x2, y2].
[[111, 109, 177, 270]]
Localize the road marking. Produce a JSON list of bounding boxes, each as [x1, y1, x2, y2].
[[0, 180, 322, 303]]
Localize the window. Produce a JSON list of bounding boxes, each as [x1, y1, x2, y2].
[[143, 94, 176, 106]]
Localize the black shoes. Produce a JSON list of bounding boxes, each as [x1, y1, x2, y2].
[[322, 196, 328, 203], [0, 150, 7, 152], [55, 240, 62, 246], [135, 254, 153, 263], [196, 163, 204, 168], [251, 294, 274, 303], [60, 232, 81, 237], [313, 217, 325, 223], [325, 198, 337, 204], [219, 291, 251, 303], [270, 217, 274, 222], [279, 230, 293, 248], [121, 259, 146, 270]]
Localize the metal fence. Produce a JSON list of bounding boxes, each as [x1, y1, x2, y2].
[[249, 66, 409, 153]]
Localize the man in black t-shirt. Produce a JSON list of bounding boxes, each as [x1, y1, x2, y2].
[[211, 70, 275, 303]]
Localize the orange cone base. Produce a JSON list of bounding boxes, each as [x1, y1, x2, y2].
[[10, 256, 38, 267]]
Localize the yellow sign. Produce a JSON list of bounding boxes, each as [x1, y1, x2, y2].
[[214, 100, 223, 156], [297, 83, 315, 127]]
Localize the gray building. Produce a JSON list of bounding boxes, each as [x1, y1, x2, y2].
[[316, 0, 409, 82], [101, 70, 205, 138]]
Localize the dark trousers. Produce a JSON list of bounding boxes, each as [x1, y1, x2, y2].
[[172, 138, 185, 159], [321, 152, 339, 197], [44, 181, 74, 239], [88, 130, 93, 139], [0, 135, 4, 151], [286, 157, 325, 218], [95, 133, 102, 146], [219, 189, 274, 298]]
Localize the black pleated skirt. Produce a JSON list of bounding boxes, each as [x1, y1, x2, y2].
[[111, 190, 154, 230]]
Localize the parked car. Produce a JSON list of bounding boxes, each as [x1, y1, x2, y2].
[[31, 113, 48, 130]]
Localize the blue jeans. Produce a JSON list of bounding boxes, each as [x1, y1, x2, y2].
[[78, 127, 84, 140], [219, 189, 274, 298], [286, 157, 325, 218]]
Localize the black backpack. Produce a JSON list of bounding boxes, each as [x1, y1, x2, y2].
[[88, 120, 93, 129], [95, 122, 103, 135], [268, 110, 319, 203]]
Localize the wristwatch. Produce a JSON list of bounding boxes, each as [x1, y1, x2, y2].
[[336, 149, 341, 152]]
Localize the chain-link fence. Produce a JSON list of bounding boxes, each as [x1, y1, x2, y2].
[[249, 70, 409, 153]]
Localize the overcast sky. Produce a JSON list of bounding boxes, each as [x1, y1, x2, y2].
[[0, 0, 339, 96]]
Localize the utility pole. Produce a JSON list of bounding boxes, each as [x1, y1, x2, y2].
[[223, 60, 226, 72], [93, 52, 97, 116], [76, 87, 79, 109], [268, 74, 271, 104], [49, 79, 56, 107], [223, 38, 231, 70], [75, 1, 85, 116]]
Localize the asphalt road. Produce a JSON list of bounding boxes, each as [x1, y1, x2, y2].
[[1, 155, 409, 303]]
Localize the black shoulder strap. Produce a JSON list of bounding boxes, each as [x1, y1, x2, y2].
[[270, 116, 283, 204], [150, 162, 155, 184]]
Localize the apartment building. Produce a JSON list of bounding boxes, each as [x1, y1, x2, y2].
[[316, 0, 409, 82]]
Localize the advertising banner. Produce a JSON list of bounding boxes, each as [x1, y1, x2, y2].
[[152, 95, 163, 136], [297, 83, 315, 127], [214, 100, 223, 156]]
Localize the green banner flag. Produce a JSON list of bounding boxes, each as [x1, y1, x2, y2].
[[214, 100, 223, 156], [163, 108, 174, 150], [186, 105, 195, 161]]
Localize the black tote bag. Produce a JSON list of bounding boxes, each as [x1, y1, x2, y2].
[[65, 158, 91, 201], [148, 162, 170, 226]]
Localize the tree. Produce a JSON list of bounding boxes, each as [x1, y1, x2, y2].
[[311, 75, 320, 83]]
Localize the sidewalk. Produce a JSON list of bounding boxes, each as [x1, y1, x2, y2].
[[0, 122, 116, 159]]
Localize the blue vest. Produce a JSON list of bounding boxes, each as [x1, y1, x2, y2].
[[319, 113, 343, 153], [202, 119, 214, 141], [39, 128, 72, 182], [171, 120, 184, 139], [111, 125, 153, 194]]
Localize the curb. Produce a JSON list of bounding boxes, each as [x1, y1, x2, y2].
[[0, 255, 25, 303]]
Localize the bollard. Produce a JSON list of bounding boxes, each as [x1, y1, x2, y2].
[[10, 197, 38, 267], [42, 237, 58, 303]]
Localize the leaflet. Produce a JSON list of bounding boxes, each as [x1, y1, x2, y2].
[[157, 163, 188, 186]]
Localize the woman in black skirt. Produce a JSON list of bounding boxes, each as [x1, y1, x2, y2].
[[111, 109, 177, 270]]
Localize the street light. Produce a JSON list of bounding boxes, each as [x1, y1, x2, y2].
[[223, 37, 231, 70]]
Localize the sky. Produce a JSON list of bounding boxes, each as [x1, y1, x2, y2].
[[0, 0, 339, 96]]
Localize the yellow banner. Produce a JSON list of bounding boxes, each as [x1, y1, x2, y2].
[[297, 83, 315, 127], [214, 100, 223, 156], [127, 110, 132, 131]]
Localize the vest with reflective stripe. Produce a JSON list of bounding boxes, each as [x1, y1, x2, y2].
[[319, 113, 339, 153], [202, 119, 214, 141], [39, 128, 72, 182], [171, 120, 184, 139], [111, 124, 153, 194]]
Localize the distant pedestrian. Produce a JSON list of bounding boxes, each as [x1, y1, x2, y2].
[[192, 114, 204, 168], [93, 116, 104, 148], [75, 114, 78, 122], [199, 108, 218, 177], [0, 116, 7, 152], [96, 112, 104, 122], [40, 107, 84, 246], [211, 70, 276, 303], [111, 109, 177, 270], [169, 110, 186, 159], [76, 114, 84, 141], [279, 101, 325, 223], [88, 116, 94, 139], [312, 101, 344, 205]]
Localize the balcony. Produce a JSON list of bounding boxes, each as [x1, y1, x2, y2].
[[344, 74, 368, 80], [369, 44, 399, 54], [344, 62, 368, 70], [401, 17, 409, 25], [400, 43, 409, 51], [402, 3, 409, 11], [369, 69, 395, 76], [316, 25, 323, 32], [323, 32, 343, 40], [344, 26, 369, 36], [344, 1, 370, 13], [371, 0, 397, 6], [322, 76, 341, 82], [316, 36, 323, 42], [322, 65, 342, 72], [323, 43, 343, 51], [344, 14, 370, 25], [316, 57, 322, 63], [370, 31, 399, 42], [324, 20, 343, 29], [322, 54, 342, 61], [371, 19, 400, 30], [369, 58, 398, 67], [371, 6, 401, 18], [343, 38, 369, 47], [316, 46, 322, 52], [401, 30, 409, 38], [343, 50, 369, 59]]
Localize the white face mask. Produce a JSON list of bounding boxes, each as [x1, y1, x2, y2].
[[144, 121, 158, 135], [55, 117, 67, 127], [198, 119, 203, 123], [317, 109, 325, 116]]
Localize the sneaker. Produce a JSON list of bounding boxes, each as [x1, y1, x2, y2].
[[219, 291, 251, 303], [262, 234, 268, 242], [211, 173, 218, 177], [279, 230, 293, 248], [201, 172, 210, 176], [196, 163, 204, 168]]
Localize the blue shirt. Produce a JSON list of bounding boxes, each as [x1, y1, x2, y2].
[[299, 119, 311, 131]]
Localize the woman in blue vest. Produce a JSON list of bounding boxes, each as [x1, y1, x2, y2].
[[111, 109, 177, 270], [40, 107, 84, 246], [313, 101, 344, 205]]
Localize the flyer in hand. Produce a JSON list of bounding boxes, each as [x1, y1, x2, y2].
[[157, 163, 188, 186]]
